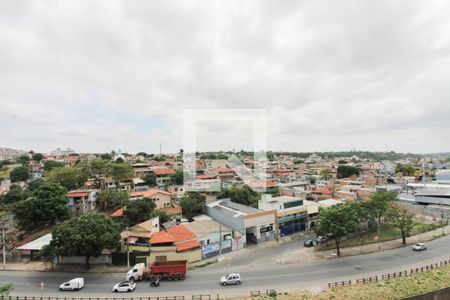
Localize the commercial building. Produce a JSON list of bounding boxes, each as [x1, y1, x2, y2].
[[206, 198, 276, 245]]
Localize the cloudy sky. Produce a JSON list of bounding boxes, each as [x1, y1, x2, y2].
[[1, 0, 449, 154]]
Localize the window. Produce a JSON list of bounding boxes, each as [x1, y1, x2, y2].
[[283, 200, 303, 209]]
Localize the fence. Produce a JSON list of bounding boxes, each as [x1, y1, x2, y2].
[[328, 258, 450, 288]]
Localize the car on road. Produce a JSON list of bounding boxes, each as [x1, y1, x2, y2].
[[59, 278, 84, 291], [412, 243, 427, 251], [304, 239, 317, 247], [112, 281, 136, 293], [316, 236, 328, 243], [220, 273, 241, 286]]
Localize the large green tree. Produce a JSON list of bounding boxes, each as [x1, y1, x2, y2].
[[336, 165, 360, 179], [316, 202, 359, 256], [97, 189, 129, 211], [141, 172, 157, 187], [395, 164, 416, 176], [51, 213, 120, 268], [43, 160, 65, 172], [108, 163, 133, 189], [170, 169, 184, 185], [16, 155, 30, 166], [47, 167, 87, 190], [1, 185, 29, 204], [10, 166, 30, 182], [32, 153, 44, 162], [387, 202, 416, 245], [123, 198, 156, 226], [365, 192, 397, 227], [180, 192, 206, 221], [13, 182, 68, 232], [77, 159, 110, 188], [217, 186, 259, 207]]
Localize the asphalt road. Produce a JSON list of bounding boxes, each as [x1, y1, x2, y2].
[[2, 235, 449, 298]]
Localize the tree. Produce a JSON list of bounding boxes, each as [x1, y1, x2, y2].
[[366, 192, 397, 227], [316, 203, 359, 256], [13, 181, 68, 232], [100, 153, 112, 160], [0, 283, 14, 297], [387, 203, 416, 245], [320, 168, 333, 180], [26, 179, 46, 193], [32, 153, 44, 162], [336, 165, 360, 178], [97, 189, 129, 211], [51, 213, 120, 269], [180, 192, 206, 221], [10, 166, 30, 182], [43, 160, 65, 172], [47, 167, 87, 190], [16, 155, 30, 166], [142, 172, 157, 187], [108, 163, 133, 189], [123, 198, 156, 226], [217, 186, 259, 207], [77, 159, 110, 188], [115, 157, 125, 163], [170, 169, 184, 185], [338, 160, 348, 164], [154, 211, 169, 223], [395, 164, 415, 176], [0, 160, 12, 168], [1, 185, 29, 204], [37, 244, 57, 270]]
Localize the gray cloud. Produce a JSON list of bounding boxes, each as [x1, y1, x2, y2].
[[0, 0, 449, 153]]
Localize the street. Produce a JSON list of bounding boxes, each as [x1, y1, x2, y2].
[[1, 234, 449, 298]]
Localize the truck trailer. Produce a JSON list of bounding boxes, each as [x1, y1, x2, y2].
[[126, 260, 188, 281]]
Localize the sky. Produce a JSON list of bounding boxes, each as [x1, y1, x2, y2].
[[0, 0, 449, 154]]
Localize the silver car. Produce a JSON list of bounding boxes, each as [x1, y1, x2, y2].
[[220, 273, 241, 286]]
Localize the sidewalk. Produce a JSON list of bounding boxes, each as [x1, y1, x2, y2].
[[315, 224, 450, 259], [1, 261, 128, 273]]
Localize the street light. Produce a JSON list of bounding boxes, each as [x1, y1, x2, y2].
[[1, 226, 6, 269]]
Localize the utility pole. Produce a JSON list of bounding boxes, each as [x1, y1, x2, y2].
[[2, 226, 6, 269], [218, 224, 222, 258], [126, 226, 130, 268]]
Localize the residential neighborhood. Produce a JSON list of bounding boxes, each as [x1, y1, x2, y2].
[[2, 148, 450, 271]]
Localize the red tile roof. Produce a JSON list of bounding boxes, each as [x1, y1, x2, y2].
[[249, 180, 278, 188], [196, 174, 218, 180], [67, 192, 89, 197], [314, 187, 333, 194], [150, 231, 176, 244], [167, 225, 196, 243], [111, 208, 124, 217], [153, 168, 175, 175], [131, 188, 173, 198], [176, 240, 200, 252]]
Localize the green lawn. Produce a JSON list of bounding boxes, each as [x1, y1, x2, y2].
[[321, 223, 441, 249]]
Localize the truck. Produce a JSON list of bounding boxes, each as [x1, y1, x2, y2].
[[59, 278, 84, 291], [126, 260, 188, 281]]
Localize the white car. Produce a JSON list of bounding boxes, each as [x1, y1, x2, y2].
[[220, 273, 241, 286], [112, 281, 136, 293], [59, 278, 84, 291], [412, 243, 427, 251]]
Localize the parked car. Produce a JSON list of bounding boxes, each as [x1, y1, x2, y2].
[[112, 281, 136, 293], [316, 236, 328, 243], [304, 239, 317, 247], [220, 273, 241, 286], [59, 278, 84, 291], [412, 243, 427, 251]]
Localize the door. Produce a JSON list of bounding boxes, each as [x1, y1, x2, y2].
[[135, 256, 147, 265]]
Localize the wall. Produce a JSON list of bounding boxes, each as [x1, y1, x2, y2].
[[404, 287, 450, 300], [57, 255, 110, 264]]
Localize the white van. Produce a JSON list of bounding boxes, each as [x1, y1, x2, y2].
[[59, 278, 84, 291], [126, 263, 146, 281]]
